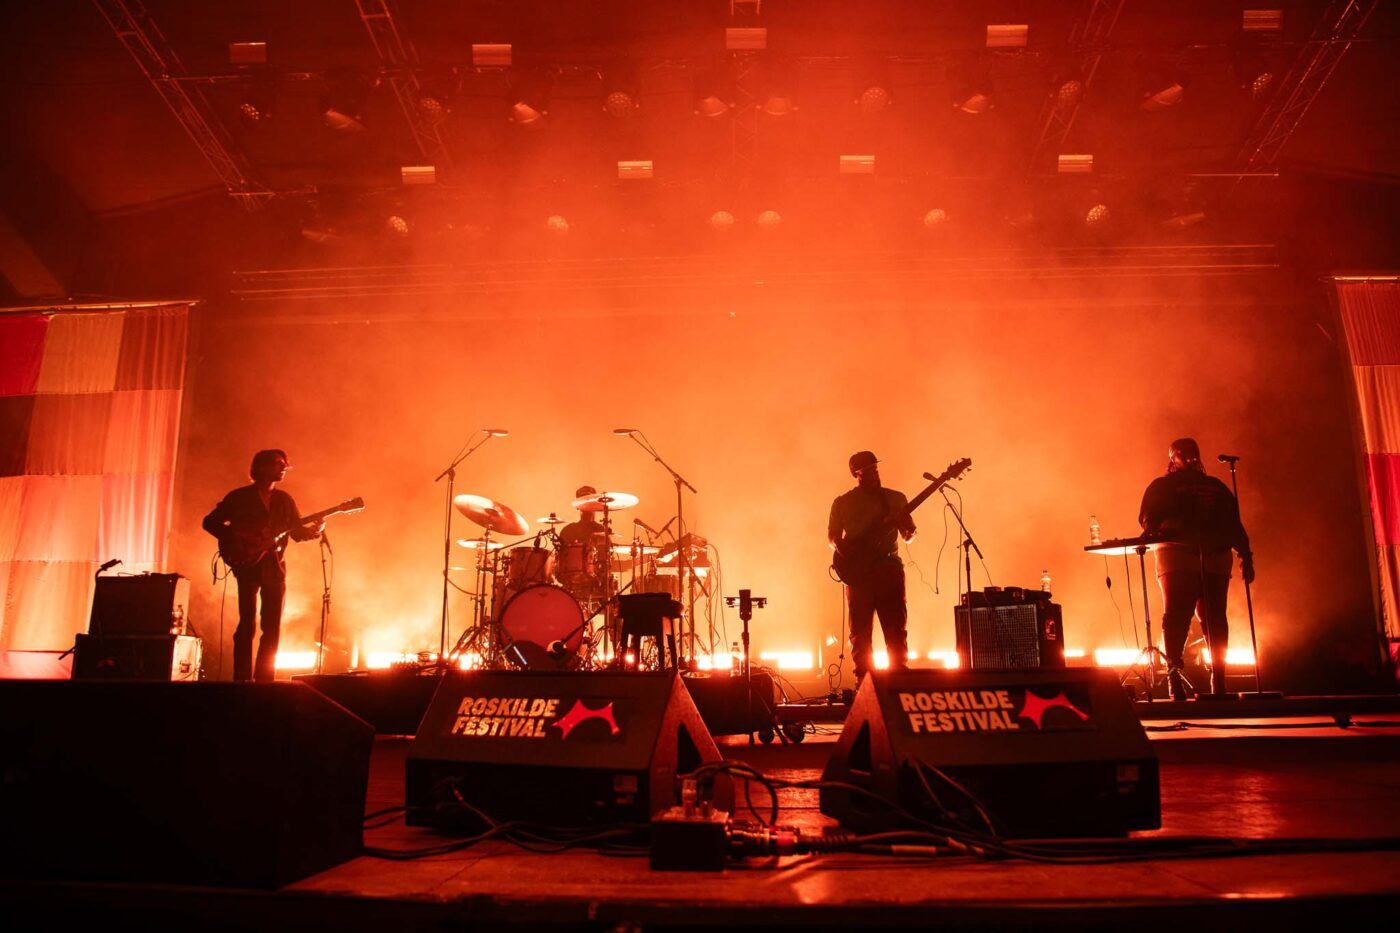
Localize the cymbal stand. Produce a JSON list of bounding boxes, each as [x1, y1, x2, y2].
[[433, 430, 501, 670], [621, 431, 698, 661], [446, 525, 497, 669], [600, 501, 618, 661]]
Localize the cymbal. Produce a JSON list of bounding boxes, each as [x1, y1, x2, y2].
[[455, 538, 504, 551], [572, 490, 639, 513], [454, 493, 529, 535], [537, 513, 566, 526]]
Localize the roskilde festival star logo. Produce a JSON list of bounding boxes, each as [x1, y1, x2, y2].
[[1015, 690, 1090, 729], [552, 699, 622, 739]]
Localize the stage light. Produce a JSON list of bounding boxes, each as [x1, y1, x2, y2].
[[1085, 203, 1110, 227], [1201, 647, 1257, 667], [824, 634, 839, 648], [1141, 81, 1186, 111], [1094, 647, 1145, 667], [228, 41, 267, 66], [401, 165, 435, 185], [923, 208, 949, 228], [986, 24, 1028, 49], [320, 70, 373, 133], [709, 210, 735, 231], [417, 92, 448, 126], [1242, 9, 1283, 32], [1058, 153, 1094, 174], [839, 154, 875, 175], [853, 59, 893, 115], [856, 84, 892, 114], [926, 651, 961, 669], [602, 60, 640, 118], [472, 43, 512, 68], [1064, 648, 1087, 659], [872, 651, 890, 670], [950, 59, 994, 114], [274, 651, 316, 670], [508, 69, 552, 129], [726, 27, 766, 51], [545, 214, 570, 235], [386, 215, 410, 236], [1054, 78, 1084, 110], [617, 160, 654, 180], [756, 209, 782, 229], [1249, 71, 1276, 99], [758, 651, 813, 671], [761, 58, 798, 117], [693, 62, 735, 118]]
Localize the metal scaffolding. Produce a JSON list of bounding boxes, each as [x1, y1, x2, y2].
[[1236, 0, 1379, 170], [1026, 0, 1126, 172], [355, 0, 454, 172], [91, 0, 273, 211]]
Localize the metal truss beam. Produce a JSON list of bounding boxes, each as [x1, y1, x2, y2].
[[1236, 0, 1379, 170], [91, 0, 272, 211], [355, 0, 454, 171], [1026, 0, 1126, 171]]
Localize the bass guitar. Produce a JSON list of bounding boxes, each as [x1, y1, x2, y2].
[[831, 458, 971, 585], [219, 497, 365, 571]]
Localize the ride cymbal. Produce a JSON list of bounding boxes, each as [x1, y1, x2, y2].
[[453, 493, 529, 535]]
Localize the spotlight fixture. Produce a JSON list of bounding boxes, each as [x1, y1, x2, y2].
[[838, 154, 875, 176], [1139, 62, 1190, 112], [923, 209, 949, 228], [508, 69, 553, 128], [417, 87, 449, 126], [1141, 80, 1187, 111], [236, 78, 276, 130], [694, 64, 735, 118], [545, 215, 570, 236], [950, 59, 994, 114], [228, 41, 267, 66], [726, 27, 767, 51], [472, 43, 512, 68], [401, 165, 436, 185], [756, 210, 782, 229], [853, 59, 893, 115], [1084, 203, 1110, 227], [1242, 9, 1283, 32], [617, 160, 653, 180], [602, 60, 640, 118], [320, 70, 374, 133], [986, 24, 1028, 49], [1053, 78, 1084, 111], [1058, 153, 1094, 174], [761, 58, 798, 117], [386, 215, 410, 236], [709, 210, 736, 231]]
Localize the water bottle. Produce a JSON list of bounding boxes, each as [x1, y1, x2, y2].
[[1040, 569, 1052, 593], [1089, 514, 1102, 546], [730, 641, 742, 674]]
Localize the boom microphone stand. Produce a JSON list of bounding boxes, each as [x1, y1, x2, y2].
[[616, 429, 699, 661], [1219, 454, 1281, 700], [938, 487, 983, 608], [433, 429, 504, 666], [315, 533, 332, 673]]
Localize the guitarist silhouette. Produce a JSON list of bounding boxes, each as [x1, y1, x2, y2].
[[828, 450, 917, 683], [202, 449, 325, 683]]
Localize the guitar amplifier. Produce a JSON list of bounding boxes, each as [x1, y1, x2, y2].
[[72, 634, 202, 681], [955, 589, 1065, 670], [89, 573, 190, 636]]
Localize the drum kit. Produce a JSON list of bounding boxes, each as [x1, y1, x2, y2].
[[446, 488, 687, 671]]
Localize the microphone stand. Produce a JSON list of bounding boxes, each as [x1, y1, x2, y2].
[[624, 432, 699, 662], [938, 487, 983, 609], [1222, 457, 1280, 700], [433, 431, 498, 669], [315, 532, 332, 674]]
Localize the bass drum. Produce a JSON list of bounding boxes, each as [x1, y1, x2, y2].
[[498, 584, 585, 670]]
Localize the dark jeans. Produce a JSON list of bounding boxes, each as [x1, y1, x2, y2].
[[1159, 570, 1230, 677], [847, 561, 909, 680], [233, 556, 286, 683]]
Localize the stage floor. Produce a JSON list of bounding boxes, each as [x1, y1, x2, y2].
[[5, 714, 1400, 929]]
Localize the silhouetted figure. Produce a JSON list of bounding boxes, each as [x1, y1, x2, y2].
[[1139, 438, 1254, 699], [202, 449, 324, 682], [829, 450, 916, 682]]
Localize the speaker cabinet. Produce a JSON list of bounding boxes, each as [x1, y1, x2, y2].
[[89, 573, 190, 636], [955, 597, 1065, 669], [72, 633, 201, 681], [0, 682, 374, 888], [681, 671, 777, 736], [407, 671, 733, 827], [820, 669, 1158, 838]]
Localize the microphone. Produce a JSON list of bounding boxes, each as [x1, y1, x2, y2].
[[1217, 454, 1240, 463], [634, 517, 660, 536], [483, 428, 510, 437], [98, 558, 122, 573], [612, 428, 638, 436]]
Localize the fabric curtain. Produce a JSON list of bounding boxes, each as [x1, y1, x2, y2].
[[0, 306, 188, 650], [1335, 280, 1400, 638]]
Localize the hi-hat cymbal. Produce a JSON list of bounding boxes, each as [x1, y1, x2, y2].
[[537, 512, 566, 526], [455, 538, 504, 551], [571, 490, 639, 513], [454, 493, 529, 535]]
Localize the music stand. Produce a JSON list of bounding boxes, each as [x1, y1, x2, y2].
[[1084, 536, 1174, 701]]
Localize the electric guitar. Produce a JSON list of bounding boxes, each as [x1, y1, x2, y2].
[[831, 458, 971, 585], [219, 497, 365, 571]]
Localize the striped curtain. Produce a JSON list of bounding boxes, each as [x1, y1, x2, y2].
[[0, 305, 188, 650], [1336, 280, 1400, 639]]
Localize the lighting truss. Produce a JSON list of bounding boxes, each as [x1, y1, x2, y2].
[[91, 0, 272, 211], [1026, 0, 1127, 172], [1235, 0, 1379, 171], [355, 0, 454, 171]]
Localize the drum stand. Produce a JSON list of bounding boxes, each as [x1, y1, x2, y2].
[[432, 430, 502, 669], [446, 527, 499, 669]]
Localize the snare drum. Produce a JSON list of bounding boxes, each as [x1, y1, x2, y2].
[[498, 584, 585, 670], [554, 540, 602, 587]]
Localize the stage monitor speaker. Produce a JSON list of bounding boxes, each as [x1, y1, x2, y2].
[[0, 681, 374, 888], [820, 669, 1158, 838], [955, 598, 1065, 669], [89, 573, 189, 636], [72, 633, 202, 681], [294, 670, 443, 735], [407, 671, 733, 828]]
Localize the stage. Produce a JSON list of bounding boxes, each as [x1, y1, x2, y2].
[[4, 704, 1399, 930]]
